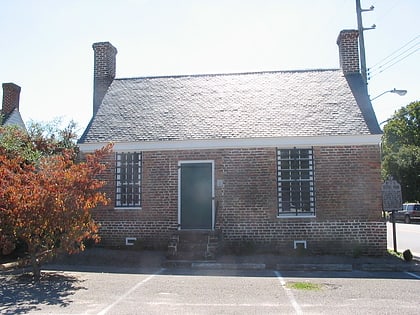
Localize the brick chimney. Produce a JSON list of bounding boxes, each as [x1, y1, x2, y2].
[[336, 30, 360, 75], [2, 83, 21, 116], [92, 42, 117, 115]]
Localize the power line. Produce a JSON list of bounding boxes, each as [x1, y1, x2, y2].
[[368, 40, 419, 75], [368, 45, 419, 77], [367, 35, 420, 80], [368, 47, 419, 79], [369, 34, 419, 70]]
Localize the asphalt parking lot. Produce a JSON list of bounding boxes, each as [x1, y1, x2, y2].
[[1, 267, 420, 315]]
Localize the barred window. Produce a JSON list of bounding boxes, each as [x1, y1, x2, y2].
[[115, 152, 142, 208], [277, 148, 315, 217]]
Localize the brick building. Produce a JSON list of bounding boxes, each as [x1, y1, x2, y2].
[[78, 29, 386, 256]]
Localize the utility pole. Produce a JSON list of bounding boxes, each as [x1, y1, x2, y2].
[[355, 0, 375, 85]]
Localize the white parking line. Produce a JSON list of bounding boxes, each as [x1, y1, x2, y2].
[[97, 268, 165, 315], [405, 271, 420, 280], [274, 271, 303, 315], [146, 301, 284, 307]]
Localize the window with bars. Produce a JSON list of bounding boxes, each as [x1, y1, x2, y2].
[[277, 148, 315, 217], [115, 152, 142, 208]]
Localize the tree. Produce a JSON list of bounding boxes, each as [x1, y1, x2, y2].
[[382, 101, 420, 202], [27, 119, 80, 159], [0, 119, 79, 163], [0, 124, 112, 279]]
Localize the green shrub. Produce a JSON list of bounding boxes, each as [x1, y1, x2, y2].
[[403, 249, 413, 262]]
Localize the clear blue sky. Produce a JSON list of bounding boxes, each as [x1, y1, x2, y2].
[[1, 0, 419, 134]]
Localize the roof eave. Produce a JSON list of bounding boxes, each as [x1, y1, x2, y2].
[[78, 134, 382, 153]]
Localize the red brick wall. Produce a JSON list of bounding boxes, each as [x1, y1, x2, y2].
[[337, 29, 360, 75], [2, 83, 21, 116], [314, 145, 383, 221], [91, 145, 386, 255]]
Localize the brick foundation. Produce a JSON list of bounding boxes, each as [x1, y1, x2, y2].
[[221, 220, 386, 256]]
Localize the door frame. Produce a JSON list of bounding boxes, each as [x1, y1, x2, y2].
[[178, 160, 215, 230]]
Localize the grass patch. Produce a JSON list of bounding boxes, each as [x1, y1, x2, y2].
[[286, 282, 322, 291]]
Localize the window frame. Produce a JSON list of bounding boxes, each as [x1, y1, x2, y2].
[[277, 147, 315, 218], [115, 152, 142, 209]]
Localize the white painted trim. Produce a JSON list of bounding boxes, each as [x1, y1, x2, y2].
[[294, 240, 307, 249], [278, 215, 316, 219], [78, 134, 382, 153], [113, 207, 142, 211], [178, 160, 215, 230], [125, 237, 137, 246]]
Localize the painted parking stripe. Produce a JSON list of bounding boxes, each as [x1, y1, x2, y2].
[[405, 271, 420, 279], [274, 271, 303, 315], [97, 268, 165, 315]]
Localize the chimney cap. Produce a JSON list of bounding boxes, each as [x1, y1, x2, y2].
[[2, 82, 21, 91], [336, 29, 359, 45], [92, 41, 118, 54]]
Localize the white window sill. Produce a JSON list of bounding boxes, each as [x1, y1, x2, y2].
[[114, 207, 142, 211], [277, 214, 315, 219]]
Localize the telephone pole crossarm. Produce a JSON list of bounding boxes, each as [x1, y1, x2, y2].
[[356, 0, 375, 84]]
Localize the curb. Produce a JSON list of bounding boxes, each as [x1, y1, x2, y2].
[[162, 260, 420, 272], [0, 261, 21, 271], [192, 262, 266, 270], [276, 263, 352, 272], [359, 263, 420, 272], [4, 258, 420, 273], [359, 263, 404, 272]]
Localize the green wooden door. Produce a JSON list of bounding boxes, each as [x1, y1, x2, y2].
[[180, 162, 213, 229]]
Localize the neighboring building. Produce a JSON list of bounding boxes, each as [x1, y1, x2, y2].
[[1, 83, 25, 129], [78, 29, 386, 256]]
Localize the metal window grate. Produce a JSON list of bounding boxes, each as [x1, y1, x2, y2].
[[277, 148, 315, 216], [115, 152, 142, 207]]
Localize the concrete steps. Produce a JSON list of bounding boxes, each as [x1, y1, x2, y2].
[[167, 230, 221, 261]]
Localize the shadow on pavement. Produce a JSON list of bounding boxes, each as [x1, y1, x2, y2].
[[0, 272, 86, 315]]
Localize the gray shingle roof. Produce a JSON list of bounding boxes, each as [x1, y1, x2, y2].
[[79, 69, 380, 144], [1, 109, 26, 130]]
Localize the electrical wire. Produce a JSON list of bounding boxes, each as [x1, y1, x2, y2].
[[368, 42, 419, 76], [368, 47, 419, 79], [369, 35, 419, 70], [367, 35, 420, 80], [372, 48, 419, 78]]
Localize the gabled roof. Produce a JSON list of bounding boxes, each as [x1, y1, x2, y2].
[[79, 69, 381, 144], [1, 109, 26, 130]]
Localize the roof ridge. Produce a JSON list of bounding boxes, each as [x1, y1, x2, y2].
[[114, 68, 341, 81]]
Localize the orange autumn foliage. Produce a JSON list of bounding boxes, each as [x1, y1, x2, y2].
[[0, 142, 112, 277]]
